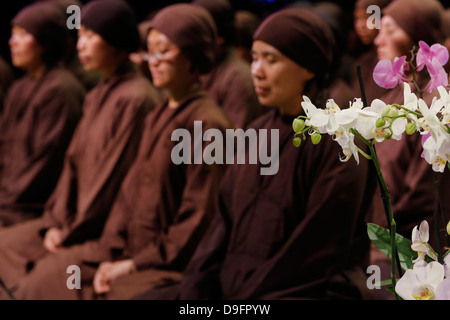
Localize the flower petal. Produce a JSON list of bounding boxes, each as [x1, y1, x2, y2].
[[395, 269, 421, 300], [373, 59, 398, 89], [436, 276, 450, 300], [430, 43, 449, 66]]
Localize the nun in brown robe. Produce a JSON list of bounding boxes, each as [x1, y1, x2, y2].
[[135, 7, 376, 300], [192, 0, 264, 129], [0, 2, 84, 227], [50, 0, 101, 91], [0, 0, 161, 299], [2, 3, 232, 300], [367, 0, 444, 299]]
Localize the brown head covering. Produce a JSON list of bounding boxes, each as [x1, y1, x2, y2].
[[50, 0, 82, 12], [80, 0, 139, 53], [442, 9, 450, 40], [355, 0, 392, 9], [12, 1, 67, 65], [192, 0, 236, 46], [235, 10, 260, 50], [47, 0, 83, 60], [253, 8, 335, 80], [383, 0, 444, 45], [148, 3, 217, 74]]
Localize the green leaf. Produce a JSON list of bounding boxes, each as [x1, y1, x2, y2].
[[377, 279, 394, 287], [367, 223, 417, 271]]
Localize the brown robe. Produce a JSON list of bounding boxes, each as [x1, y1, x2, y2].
[[200, 50, 265, 129], [2, 90, 233, 300], [0, 56, 14, 113], [136, 107, 376, 300], [41, 62, 162, 245], [0, 62, 162, 294], [0, 66, 84, 227], [434, 168, 450, 253]]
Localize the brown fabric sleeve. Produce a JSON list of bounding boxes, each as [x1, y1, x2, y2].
[[132, 118, 229, 270]]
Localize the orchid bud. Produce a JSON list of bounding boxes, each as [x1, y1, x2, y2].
[[381, 105, 392, 117], [447, 221, 450, 236], [376, 118, 386, 128], [384, 131, 392, 140], [405, 122, 417, 135], [292, 118, 305, 133], [293, 137, 302, 147], [311, 132, 322, 145], [381, 105, 398, 118], [387, 107, 399, 118]]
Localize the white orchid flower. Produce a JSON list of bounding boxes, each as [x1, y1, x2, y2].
[[422, 134, 450, 172], [301, 96, 325, 133], [443, 254, 450, 278], [349, 98, 364, 110], [435, 276, 450, 300], [395, 261, 446, 300], [301, 96, 318, 118], [411, 220, 438, 262], [352, 111, 379, 141], [403, 82, 419, 112], [398, 83, 419, 130], [418, 97, 450, 172], [436, 85, 450, 114], [431, 86, 450, 130], [417, 98, 444, 137], [391, 117, 408, 139], [361, 99, 404, 141], [301, 96, 358, 136], [333, 129, 360, 165]]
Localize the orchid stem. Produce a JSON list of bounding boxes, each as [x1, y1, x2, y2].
[[355, 65, 401, 299], [356, 146, 372, 160], [390, 218, 401, 300], [349, 128, 370, 146], [368, 141, 402, 299], [433, 171, 446, 262], [390, 104, 423, 118]]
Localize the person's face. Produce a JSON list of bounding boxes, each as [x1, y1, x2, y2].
[[9, 25, 44, 71], [77, 25, 120, 73], [354, 7, 378, 45], [374, 15, 413, 61], [251, 40, 314, 113], [146, 29, 193, 91]]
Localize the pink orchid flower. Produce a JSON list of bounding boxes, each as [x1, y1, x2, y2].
[[424, 57, 449, 93], [373, 56, 408, 89], [416, 41, 449, 72]]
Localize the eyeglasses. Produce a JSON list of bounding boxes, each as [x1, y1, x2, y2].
[[145, 47, 178, 62]]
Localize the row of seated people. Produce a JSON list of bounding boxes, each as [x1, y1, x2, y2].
[[0, 0, 448, 300]]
